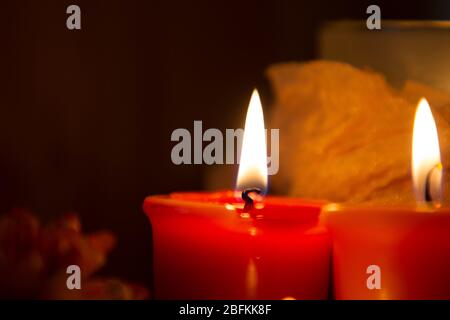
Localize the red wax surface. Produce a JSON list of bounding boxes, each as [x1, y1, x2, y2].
[[143, 191, 330, 300], [322, 204, 450, 299]]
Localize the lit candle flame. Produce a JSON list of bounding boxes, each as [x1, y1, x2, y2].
[[412, 98, 442, 203], [237, 89, 268, 194]]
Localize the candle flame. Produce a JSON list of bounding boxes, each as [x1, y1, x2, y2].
[[237, 89, 268, 193], [412, 98, 442, 202]]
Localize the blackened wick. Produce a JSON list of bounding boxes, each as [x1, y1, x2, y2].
[[242, 188, 262, 212]]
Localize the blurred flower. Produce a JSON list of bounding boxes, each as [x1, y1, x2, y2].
[[0, 209, 149, 299]]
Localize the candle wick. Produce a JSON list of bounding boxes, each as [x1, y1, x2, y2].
[[425, 162, 443, 202], [242, 188, 262, 212]]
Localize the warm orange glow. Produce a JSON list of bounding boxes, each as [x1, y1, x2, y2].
[[237, 89, 268, 193], [412, 98, 442, 202], [245, 259, 258, 298]]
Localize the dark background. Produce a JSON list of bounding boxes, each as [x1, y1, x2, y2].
[[1, 0, 449, 291]]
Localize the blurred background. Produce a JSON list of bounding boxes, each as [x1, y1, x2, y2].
[[1, 0, 449, 291]]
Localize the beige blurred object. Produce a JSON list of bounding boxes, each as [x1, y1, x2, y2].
[[267, 60, 450, 204], [319, 20, 450, 92]]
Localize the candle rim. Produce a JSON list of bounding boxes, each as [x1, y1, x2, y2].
[[143, 191, 327, 224], [321, 202, 450, 228]]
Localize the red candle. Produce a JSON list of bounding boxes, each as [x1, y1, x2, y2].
[[143, 90, 330, 299], [322, 98, 450, 299], [322, 204, 450, 299], [144, 191, 329, 299]]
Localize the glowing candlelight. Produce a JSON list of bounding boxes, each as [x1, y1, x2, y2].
[[412, 98, 443, 203], [236, 89, 268, 194]]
